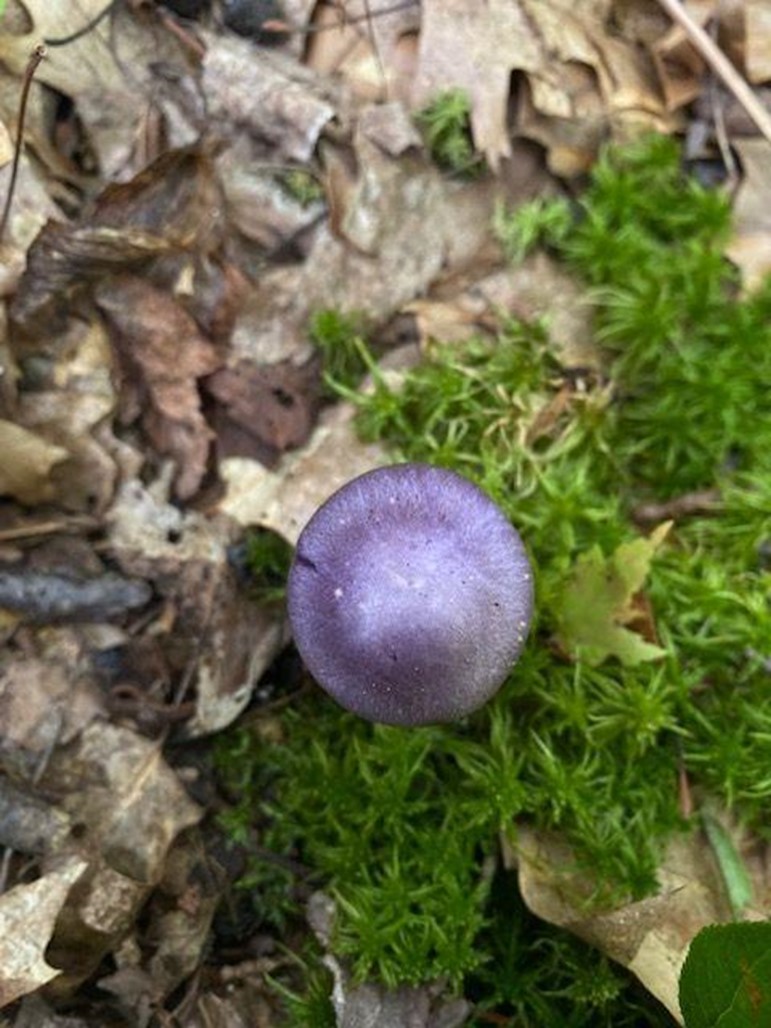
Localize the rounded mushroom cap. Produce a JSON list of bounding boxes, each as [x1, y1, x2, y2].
[[287, 463, 534, 726]]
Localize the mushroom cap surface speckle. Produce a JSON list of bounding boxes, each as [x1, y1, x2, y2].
[[287, 462, 534, 725]]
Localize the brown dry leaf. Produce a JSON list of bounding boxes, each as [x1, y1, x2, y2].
[[0, 419, 68, 505], [648, 0, 712, 110], [11, 146, 223, 335], [202, 32, 338, 162], [107, 480, 285, 735], [510, 821, 771, 1024], [725, 137, 771, 291], [412, 0, 668, 171], [95, 276, 221, 501], [205, 357, 321, 466], [219, 396, 389, 545], [0, 856, 88, 1009]]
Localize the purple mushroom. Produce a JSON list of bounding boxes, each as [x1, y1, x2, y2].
[[287, 463, 534, 726]]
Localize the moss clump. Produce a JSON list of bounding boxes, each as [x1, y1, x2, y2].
[[215, 136, 771, 1022], [415, 89, 486, 178], [309, 308, 372, 397], [239, 528, 293, 605]]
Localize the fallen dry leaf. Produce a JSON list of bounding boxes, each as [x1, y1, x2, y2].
[[10, 145, 223, 336], [202, 32, 338, 162], [0, 778, 71, 856], [305, 0, 419, 104], [0, 419, 68, 505], [412, 0, 669, 172], [226, 125, 545, 371], [107, 480, 285, 735], [39, 723, 201, 989], [215, 136, 325, 250], [649, 0, 712, 110], [406, 254, 600, 369], [0, 856, 88, 1009], [219, 394, 389, 545], [205, 357, 320, 466], [12, 318, 120, 513], [745, 0, 771, 83], [0, 634, 104, 778], [0, 117, 11, 167], [95, 275, 221, 500], [510, 814, 771, 1025], [725, 137, 771, 291], [0, 0, 189, 180]]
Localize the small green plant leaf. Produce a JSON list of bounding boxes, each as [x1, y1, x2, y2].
[[556, 522, 671, 666], [679, 923, 771, 1027], [701, 813, 753, 918]]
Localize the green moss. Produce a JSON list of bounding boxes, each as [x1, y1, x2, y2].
[[277, 168, 325, 208], [215, 135, 771, 1021], [415, 89, 486, 178], [240, 527, 293, 605], [309, 308, 372, 396]]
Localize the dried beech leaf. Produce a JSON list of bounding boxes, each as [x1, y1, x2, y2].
[[0, 856, 87, 1009]]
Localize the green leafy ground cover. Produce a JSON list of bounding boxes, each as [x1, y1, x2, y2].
[[216, 136, 771, 1024]]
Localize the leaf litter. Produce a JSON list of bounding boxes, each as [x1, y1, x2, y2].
[[0, 0, 769, 1023]]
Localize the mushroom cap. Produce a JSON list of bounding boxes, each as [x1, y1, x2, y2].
[[287, 463, 533, 726]]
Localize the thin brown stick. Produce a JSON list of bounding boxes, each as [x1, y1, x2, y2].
[[655, 0, 771, 143], [44, 0, 118, 47], [0, 44, 47, 245]]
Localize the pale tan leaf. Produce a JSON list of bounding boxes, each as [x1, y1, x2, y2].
[[726, 138, 771, 292], [745, 0, 771, 83], [510, 817, 771, 1026], [0, 857, 87, 1009], [413, 0, 668, 170], [0, 419, 68, 505]]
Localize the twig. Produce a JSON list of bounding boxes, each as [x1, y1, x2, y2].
[[43, 0, 119, 46], [0, 44, 46, 245], [655, 0, 771, 144]]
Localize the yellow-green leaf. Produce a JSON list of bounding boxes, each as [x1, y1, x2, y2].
[[555, 522, 671, 666]]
